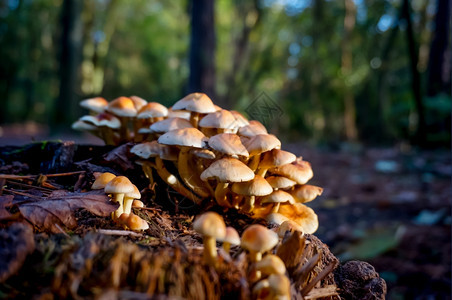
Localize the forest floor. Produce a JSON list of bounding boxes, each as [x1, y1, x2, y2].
[[0, 122, 451, 299]]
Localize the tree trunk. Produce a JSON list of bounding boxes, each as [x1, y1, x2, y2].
[[427, 0, 450, 96], [341, 0, 358, 141], [54, 0, 83, 129], [401, 0, 426, 144], [188, 0, 216, 99]]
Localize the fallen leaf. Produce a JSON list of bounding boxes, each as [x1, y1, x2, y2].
[[13, 190, 117, 233], [0, 223, 35, 282], [0, 195, 14, 220]]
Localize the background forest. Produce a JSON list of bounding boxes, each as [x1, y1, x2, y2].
[[0, 0, 450, 147]]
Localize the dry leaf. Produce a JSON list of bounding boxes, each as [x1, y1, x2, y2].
[[13, 190, 117, 233], [0, 195, 14, 220]]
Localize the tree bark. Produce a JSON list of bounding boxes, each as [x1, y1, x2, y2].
[[54, 0, 83, 128], [341, 0, 358, 141], [188, 0, 216, 99], [401, 0, 426, 144], [427, 0, 451, 96]]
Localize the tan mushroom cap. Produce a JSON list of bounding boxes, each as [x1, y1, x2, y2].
[[91, 172, 117, 189], [150, 117, 193, 133], [230, 110, 249, 127], [107, 96, 137, 117], [208, 133, 249, 157], [126, 184, 141, 199], [129, 96, 148, 111], [259, 149, 297, 169], [241, 224, 279, 254], [244, 134, 281, 156], [267, 274, 291, 298], [269, 160, 314, 185], [192, 148, 216, 159], [167, 108, 191, 120], [200, 157, 255, 183], [254, 254, 286, 276], [130, 141, 161, 159], [277, 220, 304, 238], [104, 176, 135, 194], [198, 109, 238, 130], [266, 213, 290, 225], [72, 120, 97, 131], [290, 184, 323, 203], [266, 176, 297, 190], [172, 92, 217, 113], [158, 128, 207, 148], [137, 102, 169, 119], [238, 120, 268, 137], [122, 213, 149, 231], [80, 113, 121, 129], [231, 175, 273, 196], [278, 203, 318, 234], [80, 97, 108, 113], [261, 190, 295, 205], [193, 211, 226, 239], [221, 227, 241, 246]]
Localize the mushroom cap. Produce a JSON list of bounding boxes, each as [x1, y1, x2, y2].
[[172, 93, 216, 113], [241, 224, 279, 253], [129, 96, 148, 111], [80, 97, 108, 113], [254, 254, 286, 276], [193, 211, 226, 239], [278, 203, 318, 234], [269, 160, 313, 185], [167, 108, 191, 120], [267, 274, 291, 297], [158, 128, 207, 148], [126, 213, 149, 231], [91, 172, 117, 190], [261, 190, 295, 205], [221, 227, 241, 246], [132, 199, 144, 208], [230, 110, 249, 127], [72, 120, 97, 131], [80, 113, 121, 129], [104, 176, 135, 194], [231, 175, 273, 196], [277, 220, 304, 238], [266, 213, 290, 225], [243, 134, 281, 156], [290, 184, 323, 203], [137, 102, 169, 119], [259, 149, 297, 169], [107, 96, 137, 117], [199, 110, 237, 129], [150, 117, 193, 133], [266, 176, 297, 190], [130, 141, 161, 159], [192, 148, 216, 159], [238, 120, 268, 137], [208, 133, 249, 157], [200, 157, 255, 183], [126, 184, 141, 199]]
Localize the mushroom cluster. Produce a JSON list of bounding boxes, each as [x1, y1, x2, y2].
[[74, 93, 323, 233]]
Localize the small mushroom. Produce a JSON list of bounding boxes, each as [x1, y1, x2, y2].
[[269, 160, 313, 185], [119, 213, 149, 231], [231, 174, 272, 212], [261, 190, 295, 214], [277, 220, 304, 238], [243, 134, 281, 171], [91, 172, 116, 190], [172, 93, 217, 127], [289, 184, 323, 203], [241, 224, 278, 262], [256, 149, 296, 177], [198, 109, 238, 136], [222, 227, 240, 253], [123, 184, 141, 215], [80, 97, 108, 114], [278, 203, 319, 234], [254, 254, 287, 277], [106, 96, 137, 142], [193, 212, 226, 267], [266, 176, 296, 191], [104, 176, 135, 220]]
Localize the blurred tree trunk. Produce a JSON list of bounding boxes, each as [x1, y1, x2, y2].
[[427, 0, 450, 96], [341, 0, 357, 141], [401, 0, 426, 144], [188, 0, 216, 99], [54, 0, 83, 128]]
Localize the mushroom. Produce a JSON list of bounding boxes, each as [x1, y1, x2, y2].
[[265, 213, 290, 225], [237, 120, 268, 137], [198, 109, 238, 136], [256, 149, 296, 177], [123, 184, 141, 215], [254, 254, 287, 277], [241, 224, 279, 262], [207, 133, 249, 159], [261, 190, 295, 214], [200, 157, 255, 208], [119, 213, 149, 231], [277, 220, 304, 238], [104, 176, 135, 220], [91, 172, 116, 190], [265, 176, 296, 191], [193, 212, 226, 267], [243, 134, 281, 171], [172, 93, 217, 127], [149, 117, 193, 138], [231, 174, 272, 212], [132, 200, 144, 208], [106, 96, 137, 142], [289, 184, 323, 203], [278, 203, 319, 234], [158, 128, 211, 198], [269, 160, 314, 185], [80, 97, 108, 114], [129, 95, 148, 111], [222, 226, 240, 253], [135, 102, 169, 141], [80, 112, 121, 145], [253, 274, 291, 300]]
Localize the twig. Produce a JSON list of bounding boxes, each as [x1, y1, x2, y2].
[[54, 223, 71, 238], [96, 229, 143, 237], [2, 188, 43, 199], [0, 171, 85, 180]]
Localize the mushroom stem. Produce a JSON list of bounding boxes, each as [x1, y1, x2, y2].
[[140, 160, 155, 188], [271, 202, 281, 213], [118, 116, 131, 142], [123, 196, 134, 214], [190, 112, 200, 128], [111, 193, 125, 219], [248, 154, 261, 172], [256, 167, 269, 178], [203, 235, 218, 266], [248, 250, 263, 262], [178, 148, 210, 198], [99, 126, 116, 145], [242, 195, 256, 213], [215, 182, 232, 208], [191, 158, 215, 196], [155, 157, 202, 204], [223, 242, 232, 253]]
